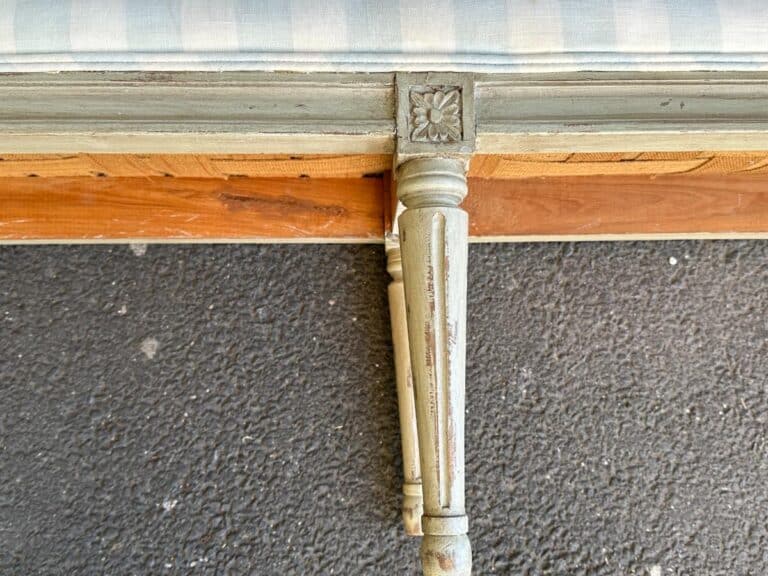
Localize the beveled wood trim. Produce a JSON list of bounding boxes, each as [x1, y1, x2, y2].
[[475, 72, 768, 153], [0, 72, 395, 154], [3, 72, 768, 154]]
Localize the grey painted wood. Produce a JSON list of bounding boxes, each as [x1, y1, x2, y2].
[[0, 72, 395, 153], [398, 158, 471, 576], [476, 72, 768, 152], [2, 71, 768, 153], [386, 242, 424, 537], [394, 73, 475, 164], [393, 73, 476, 576]]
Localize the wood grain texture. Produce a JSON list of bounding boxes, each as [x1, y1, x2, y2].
[[0, 176, 384, 242], [0, 154, 391, 179], [469, 152, 768, 179], [3, 173, 768, 243], [464, 175, 768, 239], [2, 151, 767, 180]]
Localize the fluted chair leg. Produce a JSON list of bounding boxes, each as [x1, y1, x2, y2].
[[397, 158, 471, 576], [387, 241, 424, 536]]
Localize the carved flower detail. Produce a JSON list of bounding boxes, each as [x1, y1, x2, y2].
[[410, 88, 462, 143]]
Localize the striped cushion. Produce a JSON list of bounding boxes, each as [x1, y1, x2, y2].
[[1, 0, 766, 72]]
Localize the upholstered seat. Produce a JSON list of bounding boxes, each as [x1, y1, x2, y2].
[[1, 0, 766, 72]]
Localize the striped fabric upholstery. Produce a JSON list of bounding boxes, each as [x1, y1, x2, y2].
[[0, 0, 766, 72]]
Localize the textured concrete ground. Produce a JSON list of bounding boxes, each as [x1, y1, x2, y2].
[[1, 242, 766, 575]]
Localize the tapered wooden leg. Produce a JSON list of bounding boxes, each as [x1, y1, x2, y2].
[[386, 241, 424, 536], [397, 157, 471, 576]]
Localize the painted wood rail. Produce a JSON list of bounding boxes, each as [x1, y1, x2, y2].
[[4, 72, 768, 154]]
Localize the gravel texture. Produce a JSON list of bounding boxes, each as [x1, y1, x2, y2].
[[1, 242, 766, 575]]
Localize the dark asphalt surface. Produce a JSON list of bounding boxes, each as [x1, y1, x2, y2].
[[1, 242, 766, 575]]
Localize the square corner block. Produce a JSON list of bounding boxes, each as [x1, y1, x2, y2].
[[396, 73, 476, 160]]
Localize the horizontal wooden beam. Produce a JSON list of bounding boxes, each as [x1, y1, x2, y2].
[[465, 175, 768, 241], [0, 153, 392, 179], [0, 176, 385, 243], [475, 73, 768, 153], [2, 173, 768, 243], [2, 152, 768, 180], [471, 152, 768, 179], [3, 72, 768, 154], [0, 72, 395, 154]]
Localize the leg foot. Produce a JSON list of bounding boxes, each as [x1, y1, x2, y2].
[[421, 534, 472, 576], [402, 481, 424, 536]]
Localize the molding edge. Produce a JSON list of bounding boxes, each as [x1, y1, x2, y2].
[[0, 72, 395, 154], [2, 72, 768, 154]]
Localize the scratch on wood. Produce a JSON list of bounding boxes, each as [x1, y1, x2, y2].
[[218, 190, 346, 218], [431, 211, 451, 510]]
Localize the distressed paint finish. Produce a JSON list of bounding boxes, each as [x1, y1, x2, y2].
[[4, 72, 768, 155], [0, 72, 395, 154], [475, 72, 768, 153], [397, 158, 471, 576], [395, 73, 476, 164], [386, 242, 424, 536]]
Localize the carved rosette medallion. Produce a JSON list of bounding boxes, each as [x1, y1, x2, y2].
[[409, 87, 462, 143]]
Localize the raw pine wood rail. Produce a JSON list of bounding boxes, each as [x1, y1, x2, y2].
[[2, 153, 768, 243], [465, 175, 768, 241], [0, 154, 392, 179], [1, 152, 768, 179], [0, 175, 386, 243]]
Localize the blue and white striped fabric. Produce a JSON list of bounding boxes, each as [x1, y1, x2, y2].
[[0, 1, 766, 72]]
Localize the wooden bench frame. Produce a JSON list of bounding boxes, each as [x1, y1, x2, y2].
[[3, 70, 768, 576]]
